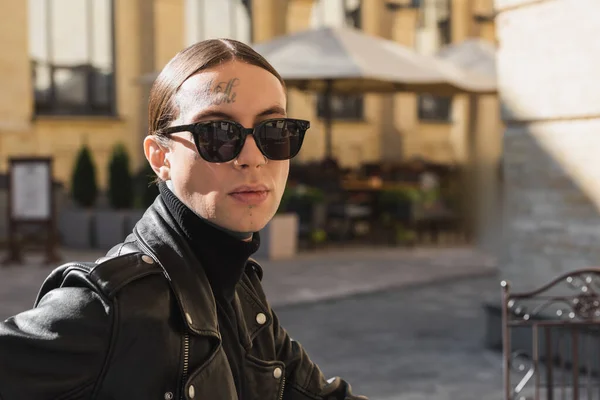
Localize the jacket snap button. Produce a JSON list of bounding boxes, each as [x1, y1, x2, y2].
[[256, 312, 267, 325], [273, 367, 283, 379], [188, 385, 196, 399], [164, 392, 174, 400], [141, 255, 154, 264]]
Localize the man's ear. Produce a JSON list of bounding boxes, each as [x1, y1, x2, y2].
[[143, 135, 171, 181]]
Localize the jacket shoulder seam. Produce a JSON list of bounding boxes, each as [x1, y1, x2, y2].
[[116, 240, 136, 257], [88, 252, 163, 298]]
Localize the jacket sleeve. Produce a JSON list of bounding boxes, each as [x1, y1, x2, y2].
[[0, 286, 113, 400], [272, 310, 368, 400]]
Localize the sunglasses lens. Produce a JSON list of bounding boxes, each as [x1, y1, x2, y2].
[[256, 120, 305, 160], [195, 121, 242, 162]]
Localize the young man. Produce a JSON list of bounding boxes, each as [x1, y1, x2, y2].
[[0, 39, 368, 400]]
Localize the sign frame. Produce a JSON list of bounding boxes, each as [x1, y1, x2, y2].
[[3, 157, 61, 266]]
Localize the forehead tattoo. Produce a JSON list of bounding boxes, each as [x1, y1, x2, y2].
[[177, 77, 241, 116], [209, 78, 240, 105]]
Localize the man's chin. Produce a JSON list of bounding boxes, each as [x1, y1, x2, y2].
[[225, 215, 270, 234]]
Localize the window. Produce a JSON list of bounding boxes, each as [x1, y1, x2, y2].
[[315, 0, 364, 121], [185, 0, 252, 46], [414, 0, 452, 121], [29, 0, 115, 116], [438, 17, 451, 46], [417, 94, 452, 122], [317, 95, 364, 121], [385, 0, 421, 10], [343, 0, 361, 29]]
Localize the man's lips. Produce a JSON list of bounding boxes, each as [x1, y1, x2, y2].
[[229, 184, 269, 194], [228, 185, 270, 205]]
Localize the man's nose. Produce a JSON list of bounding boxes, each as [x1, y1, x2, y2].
[[235, 135, 266, 168]]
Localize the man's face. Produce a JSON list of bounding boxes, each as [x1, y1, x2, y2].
[[150, 60, 289, 233]]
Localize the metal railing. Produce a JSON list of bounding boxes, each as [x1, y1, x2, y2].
[[502, 269, 600, 399]]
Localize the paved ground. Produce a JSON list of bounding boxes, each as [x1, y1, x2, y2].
[[275, 275, 507, 400], [0, 246, 496, 318], [0, 246, 508, 399]]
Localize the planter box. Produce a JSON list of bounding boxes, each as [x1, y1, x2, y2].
[[94, 210, 128, 251], [255, 213, 298, 260], [95, 209, 146, 251], [58, 208, 95, 249], [124, 209, 146, 235], [58, 208, 147, 251]]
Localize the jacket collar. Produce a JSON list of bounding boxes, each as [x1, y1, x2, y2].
[[132, 196, 270, 341]]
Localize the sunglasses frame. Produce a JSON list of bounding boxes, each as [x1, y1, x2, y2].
[[160, 118, 310, 163]]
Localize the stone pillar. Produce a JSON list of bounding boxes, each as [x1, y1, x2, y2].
[[468, 0, 502, 255], [451, 0, 473, 42], [497, 0, 600, 290], [385, 6, 419, 162], [286, 0, 315, 33], [361, 1, 393, 163], [133, 0, 156, 170], [153, 0, 185, 68], [448, 0, 477, 242], [283, 0, 316, 161], [473, 0, 496, 41], [449, 0, 473, 164], [252, 0, 286, 43], [0, 0, 32, 143], [0, 0, 36, 174]]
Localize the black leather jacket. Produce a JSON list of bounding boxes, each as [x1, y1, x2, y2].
[[0, 198, 367, 400]]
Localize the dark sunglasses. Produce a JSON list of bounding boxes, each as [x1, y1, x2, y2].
[[160, 118, 310, 163]]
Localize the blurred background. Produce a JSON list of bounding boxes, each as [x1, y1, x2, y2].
[[2, 0, 600, 399]]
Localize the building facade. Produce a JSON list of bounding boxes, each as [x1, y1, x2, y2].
[[0, 0, 496, 189], [0, 0, 504, 253], [2, 0, 145, 188], [497, 0, 600, 289]]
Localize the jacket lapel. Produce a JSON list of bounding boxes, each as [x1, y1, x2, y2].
[[133, 197, 220, 339]]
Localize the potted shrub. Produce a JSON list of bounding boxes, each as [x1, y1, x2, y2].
[[95, 143, 135, 250], [137, 162, 160, 209], [108, 143, 134, 210], [284, 184, 327, 244], [126, 163, 159, 233], [378, 187, 420, 246], [59, 144, 98, 248]]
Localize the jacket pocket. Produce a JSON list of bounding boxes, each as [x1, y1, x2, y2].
[[182, 343, 237, 400], [244, 353, 286, 400]]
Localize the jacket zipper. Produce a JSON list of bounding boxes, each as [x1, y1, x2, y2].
[[279, 376, 286, 400], [181, 333, 190, 399]]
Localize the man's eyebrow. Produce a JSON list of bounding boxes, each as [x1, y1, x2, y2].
[[257, 105, 287, 117], [190, 110, 234, 122], [189, 105, 287, 123]]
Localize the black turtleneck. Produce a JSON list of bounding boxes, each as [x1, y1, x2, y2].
[[159, 182, 259, 399]]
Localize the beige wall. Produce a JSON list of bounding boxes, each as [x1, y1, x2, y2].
[[403, 123, 457, 163], [0, 0, 33, 156], [154, 0, 185, 68], [497, 0, 600, 289], [0, 0, 186, 189], [253, 0, 287, 43]]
